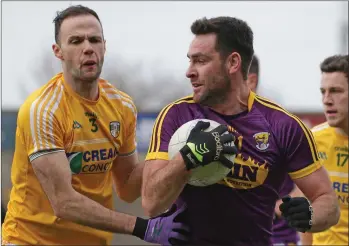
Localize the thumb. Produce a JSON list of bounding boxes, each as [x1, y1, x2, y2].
[[282, 195, 291, 203], [191, 121, 210, 133]]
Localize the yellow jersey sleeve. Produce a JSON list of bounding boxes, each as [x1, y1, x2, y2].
[[117, 91, 138, 156], [18, 83, 65, 162], [311, 122, 348, 245]]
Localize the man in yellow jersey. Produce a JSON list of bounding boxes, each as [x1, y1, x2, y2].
[[1, 5, 190, 245], [301, 54, 348, 245]]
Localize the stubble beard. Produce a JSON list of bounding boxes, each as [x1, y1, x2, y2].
[[72, 60, 104, 83], [197, 73, 231, 107]]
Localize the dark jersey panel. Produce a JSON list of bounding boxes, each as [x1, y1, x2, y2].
[[146, 92, 320, 245]]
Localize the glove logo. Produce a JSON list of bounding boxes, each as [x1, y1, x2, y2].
[[212, 132, 223, 161], [187, 142, 209, 162], [151, 220, 163, 239]]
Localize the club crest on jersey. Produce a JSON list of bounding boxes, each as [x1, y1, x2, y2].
[[110, 121, 120, 138], [253, 132, 270, 151]]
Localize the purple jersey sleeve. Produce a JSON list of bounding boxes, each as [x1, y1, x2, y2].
[[277, 115, 321, 179], [145, 104, 179, 161]]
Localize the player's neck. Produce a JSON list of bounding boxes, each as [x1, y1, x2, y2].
[[64, 73, 99, 101], [209, 83, 250, 115], [336, 120, 348, 137]]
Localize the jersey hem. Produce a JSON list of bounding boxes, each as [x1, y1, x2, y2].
[[29, 149, 65, 162], [145, 152, 169, 161], [118, 149, 136, 157], [288, 160, 322, 179]]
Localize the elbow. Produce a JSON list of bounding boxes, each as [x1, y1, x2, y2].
[[52, 198, 68, 219], [332, 204, 341, 226], [329, 192, 341, 227], [118, 192, 139, 204], [51, 192, 75, 219], [141, 196, 163, 218]]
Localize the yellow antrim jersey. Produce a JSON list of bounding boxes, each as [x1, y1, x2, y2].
[[312, 122, 348, 246], [2, 73, 137, 245]]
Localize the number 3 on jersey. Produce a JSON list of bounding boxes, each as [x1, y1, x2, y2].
[[89, 118, 98, 132]]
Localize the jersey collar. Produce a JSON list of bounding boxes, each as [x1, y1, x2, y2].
[[247, 90, 256, 112]]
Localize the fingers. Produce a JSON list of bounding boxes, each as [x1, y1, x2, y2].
[[287, 205, 309, 215], [169, 226, 191, 245], [288, 220, 311, 232], [211, 124, 228, 134], [173, 223, 191, 233], [282, 195, 291, 203], [191, 121, 210, 133], [220, 134, 235, 144], [175, 204, 187, 214], [219, 156, 234, 169], [223, 145, 238, 155], [287, 212, 308, 221], [168, 237, 190, 245], [280, 197, 309, 216], [288, 197, 309, 206], [279, 200, 290, 214]]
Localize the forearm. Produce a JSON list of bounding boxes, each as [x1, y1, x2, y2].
[[57, 190, 137, 234], [143, 154, 191, 216], [309, 192, 340, 232], [300, 232, 313, 245], [117, 162, 144, 202]]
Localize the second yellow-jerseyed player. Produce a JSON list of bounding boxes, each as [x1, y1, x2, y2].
[[2, 73, 137, 245], [311, 122, 348, 245]]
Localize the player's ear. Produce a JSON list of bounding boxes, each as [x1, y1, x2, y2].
[[52, 43, 64, 61], [246, 73, 258, 92], [103, 39, 107, 54], [226, 52, 241, 75]]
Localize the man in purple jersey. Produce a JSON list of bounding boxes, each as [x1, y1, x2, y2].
[[142, 16, 339, 245], [247, 55, 300, 245]]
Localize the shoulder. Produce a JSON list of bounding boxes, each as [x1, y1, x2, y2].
[[157, 95, 195, 119], [253, 94, 308, 130], [18, 74, 65, 125], [311, 122, 333, 140], [99, 78, 137, 116], [311, 122, 331, 135]]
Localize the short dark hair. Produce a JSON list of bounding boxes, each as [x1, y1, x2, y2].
[[249, 54, 259, 77], [191, 16, 254, 80], [53, 5, 102, 44], [320, 54, 349, 82]]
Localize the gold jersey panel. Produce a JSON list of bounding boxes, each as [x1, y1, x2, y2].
[[312, 123, 348, 246], [2, 73, 137, 245]]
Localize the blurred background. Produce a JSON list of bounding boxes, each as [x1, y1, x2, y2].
[[1, 1, 348, 244]]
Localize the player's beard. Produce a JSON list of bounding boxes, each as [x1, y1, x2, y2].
[[196, 71, 231, 107]]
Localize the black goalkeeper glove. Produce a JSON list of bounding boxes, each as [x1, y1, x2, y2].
[[179, 121, 238, 170], [279, 195, 313, 233]]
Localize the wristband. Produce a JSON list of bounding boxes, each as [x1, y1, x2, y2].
[[132, 217, 148, 239], [179, 145, 197, 170]]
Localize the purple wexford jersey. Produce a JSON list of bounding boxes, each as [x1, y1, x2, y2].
[[146, 91, 321, 246], [271, 175, 299, 244]]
